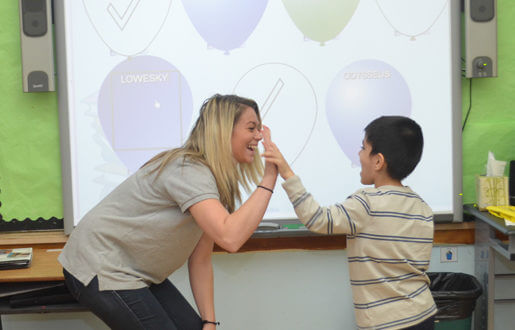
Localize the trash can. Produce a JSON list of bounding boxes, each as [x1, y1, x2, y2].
[[428, 272, 483, 330]]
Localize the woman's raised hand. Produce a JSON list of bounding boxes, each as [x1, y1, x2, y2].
[[261, 125, 278, 179], [261, 126, 295, 180]]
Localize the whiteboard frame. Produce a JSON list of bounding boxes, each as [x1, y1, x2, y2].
[[54, 0, 463, 235]]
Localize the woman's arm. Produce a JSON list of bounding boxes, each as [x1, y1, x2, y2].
[[188, 233, 216, 329], [188, 195, 267, 252], [189, 127, 277, 253], [189, 170, 275, 252]]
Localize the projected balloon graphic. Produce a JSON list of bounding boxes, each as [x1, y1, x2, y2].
[[282, 0, 359, 45], [182, 0, 268, 53], [233, 63, 318, 166], [374, 0, 449, 41], [97, 56, 193, 173], [326, 59, 411, 166], [83, 0, 172, 55]]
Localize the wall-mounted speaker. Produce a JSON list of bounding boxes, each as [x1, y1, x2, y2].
[[464, 0, 498, 78], [18, 0, 55, 92]]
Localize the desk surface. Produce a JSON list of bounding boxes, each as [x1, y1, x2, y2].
[[464, 204, 515, 261], [0, 222, 475, 282], [0, 247, 63, 283], [464, 204, 515, 235]]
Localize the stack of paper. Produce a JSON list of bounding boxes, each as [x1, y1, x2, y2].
[[0, 248, 33, 270]]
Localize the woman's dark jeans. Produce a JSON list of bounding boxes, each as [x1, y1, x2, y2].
[[63, 269, 202, 330]]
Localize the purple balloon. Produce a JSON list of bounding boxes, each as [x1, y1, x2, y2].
[[326, 59, 411, 166], [98, 55, 193, 173], [182, 0, 268, 53]]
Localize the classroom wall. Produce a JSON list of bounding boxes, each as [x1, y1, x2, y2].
[[460, 0, 515, 203], [0, 0, 513, 328], [0, 2, 513, 222], [0, 1, 62, 222]]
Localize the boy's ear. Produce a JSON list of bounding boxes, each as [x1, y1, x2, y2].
[[374, 153, 386, 171]]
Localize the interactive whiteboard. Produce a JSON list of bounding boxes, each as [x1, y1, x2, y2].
[[54, 0, 462, 234]]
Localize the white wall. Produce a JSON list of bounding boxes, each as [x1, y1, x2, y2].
[[1, 245, 474, 330]]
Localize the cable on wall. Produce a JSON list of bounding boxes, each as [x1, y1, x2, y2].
[[462, 78, 473, 132]]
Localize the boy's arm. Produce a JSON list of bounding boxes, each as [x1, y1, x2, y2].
[[282, 175, 361, 235], [262, 126, 364, 235]]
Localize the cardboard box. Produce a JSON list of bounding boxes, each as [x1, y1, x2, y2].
[[475, 176, 509, 211]]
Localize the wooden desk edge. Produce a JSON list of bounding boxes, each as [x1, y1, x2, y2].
[[1, 222, 475, 253], [0, 230, 67, 246], [0, 223, 475, 281]]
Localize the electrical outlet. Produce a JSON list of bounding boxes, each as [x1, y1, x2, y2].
[[440, 247, 458, 263]]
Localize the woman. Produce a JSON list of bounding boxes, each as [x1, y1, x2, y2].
[[59, 94, 278, 329]]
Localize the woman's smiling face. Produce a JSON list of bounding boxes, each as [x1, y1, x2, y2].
[[231, 106, 262, 164]]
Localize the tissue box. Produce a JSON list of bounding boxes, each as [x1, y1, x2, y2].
[[475, 176, 509, 211]]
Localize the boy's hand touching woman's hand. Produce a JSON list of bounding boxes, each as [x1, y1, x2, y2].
[[261, 126, 295, 181]]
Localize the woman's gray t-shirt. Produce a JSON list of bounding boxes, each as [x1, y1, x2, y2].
[[58, 157, 219, 291]]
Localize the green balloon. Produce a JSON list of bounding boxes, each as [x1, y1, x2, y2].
[[282, 0, 360, 44]]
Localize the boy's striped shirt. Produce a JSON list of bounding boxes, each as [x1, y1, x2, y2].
[[283, 175, 436, 329]]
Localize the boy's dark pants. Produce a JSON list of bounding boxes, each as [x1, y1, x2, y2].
[[403, 315, 435, 330]]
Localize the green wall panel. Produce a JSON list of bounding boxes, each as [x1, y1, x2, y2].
[[0, 1, 513, 224], [0, 1, 62, 222], [461, 0, 515, 204]]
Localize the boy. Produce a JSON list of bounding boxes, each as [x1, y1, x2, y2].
[[263, 116, 436, 329]]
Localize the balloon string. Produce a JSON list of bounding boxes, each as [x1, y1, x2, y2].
[[375, 0, 449, 40]]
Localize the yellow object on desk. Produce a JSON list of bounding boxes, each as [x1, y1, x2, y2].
[[486, 205, 515, 226], [475, 175, 509, 211]]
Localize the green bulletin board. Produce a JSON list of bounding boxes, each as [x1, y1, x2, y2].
[[460, 0, 515, 203], [0, 1, 513, 230], [0, 1, 63, 230]]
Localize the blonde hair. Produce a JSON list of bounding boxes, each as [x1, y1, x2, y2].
[[143, 94, 264, 212]]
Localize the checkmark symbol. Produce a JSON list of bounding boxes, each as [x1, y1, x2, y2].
[[261, 78, 284, 119], [107, 0, 142, 30]]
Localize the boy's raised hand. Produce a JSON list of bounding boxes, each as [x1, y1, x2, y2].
[[261, 126, 295, 180]]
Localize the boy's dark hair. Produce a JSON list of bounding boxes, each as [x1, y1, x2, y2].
[[364, 116, 423, 181]]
